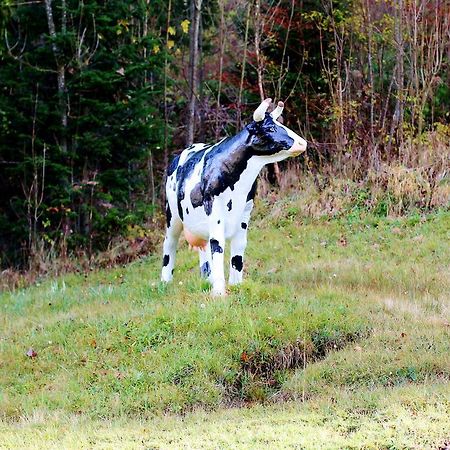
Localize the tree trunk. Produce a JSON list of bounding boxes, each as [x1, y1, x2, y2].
[[236, 2, 251, 131], [142, 0, 150, 85], [388, 0, 404, 153], [365, 0, 377, 168], [254, 0, 265, 101], [44, 0, 67, 153], [187, 0, 202, 146], [215, 0, 225, 140], [277, 0, 295, 100], [163, 0, 172, 192]]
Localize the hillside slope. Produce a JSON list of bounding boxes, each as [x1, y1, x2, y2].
[[1, 207, 449, 448]]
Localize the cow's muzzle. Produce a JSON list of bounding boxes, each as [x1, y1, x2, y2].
[[289, 139, 307, 156]]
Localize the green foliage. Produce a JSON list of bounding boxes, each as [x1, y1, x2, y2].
[[0, 0, 167, 266]]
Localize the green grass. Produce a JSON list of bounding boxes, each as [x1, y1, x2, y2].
[[1, 207, 449, 448]]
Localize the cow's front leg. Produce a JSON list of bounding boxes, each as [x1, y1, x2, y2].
[[229, 225, 248, 285], [229, 200, 253, 285], [208, 216, 226, 296], [161, 219, 183, 283]]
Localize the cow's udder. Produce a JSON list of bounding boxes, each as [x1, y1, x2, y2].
[[184, 227, 207, 250]]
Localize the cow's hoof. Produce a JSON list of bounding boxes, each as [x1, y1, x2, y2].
[[212, 291, 227, 297], [211, 285, 226, 297]]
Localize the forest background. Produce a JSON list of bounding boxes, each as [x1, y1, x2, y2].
[[0, 0, 449, 281]]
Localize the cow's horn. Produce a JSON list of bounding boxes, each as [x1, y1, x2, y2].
[[253, 98, 272, 122], [270, 101, 284, 120]]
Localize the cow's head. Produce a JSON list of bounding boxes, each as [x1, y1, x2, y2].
[[246, 98, 307, 159]]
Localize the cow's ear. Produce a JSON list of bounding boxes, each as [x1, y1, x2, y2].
[[253, 98, 272, 122]]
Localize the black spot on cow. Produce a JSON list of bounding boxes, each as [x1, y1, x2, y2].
[[210, 239, 223, 254], [227, 199, 232, 211], [241, 222, 247, 229], [186, 207, 189, 215], [246, 179, 258, 202], [167, 154, 181, 177], [176, 148, 208, 221], [172, 269, 174, 275], [231, 255, 243, 272], [165, 202, 172, 228], [200, 261, 211, 278], [203, 194, 214, 216], [190, 182, 203, 208], [163, 254, 170, 267], [180, 116, 293, 217], [217, 220, 220, 224], [198, 135, 253, 214]]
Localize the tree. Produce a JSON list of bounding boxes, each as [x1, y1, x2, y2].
[[0, 0, 166, 267], [187, 0, 203, 145]]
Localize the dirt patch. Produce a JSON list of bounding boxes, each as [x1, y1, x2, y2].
[[222, 329, 368, 404]]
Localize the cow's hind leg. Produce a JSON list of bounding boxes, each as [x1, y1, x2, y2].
[[199, 245, 211, 280], [208, 208, 226, 296], [161, 218, 183, 282]]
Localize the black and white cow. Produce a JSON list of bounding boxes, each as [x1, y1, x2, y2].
[[161, 98, 307, 296]]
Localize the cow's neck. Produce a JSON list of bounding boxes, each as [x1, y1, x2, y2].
[[222, 129, 267, 195], [202, 128, 277, 201], [228, 128, 277, 191]]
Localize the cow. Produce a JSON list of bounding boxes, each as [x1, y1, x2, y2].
[[161, 98, 307, 296]]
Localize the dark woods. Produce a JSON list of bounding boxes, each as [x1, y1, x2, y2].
[[0, 0, 449, 272]]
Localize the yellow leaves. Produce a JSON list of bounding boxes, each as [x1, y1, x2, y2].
[[127, 224, 149, 239], [158, 20, 189, 54], [181, 19, 190, 34], [116, 18, 129, 35], [153, 41, 179, 55], [435, 122, 450, 137], [152, 19, 191, 55]]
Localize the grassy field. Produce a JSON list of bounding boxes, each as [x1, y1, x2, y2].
[[1, 200, 449, 449]]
